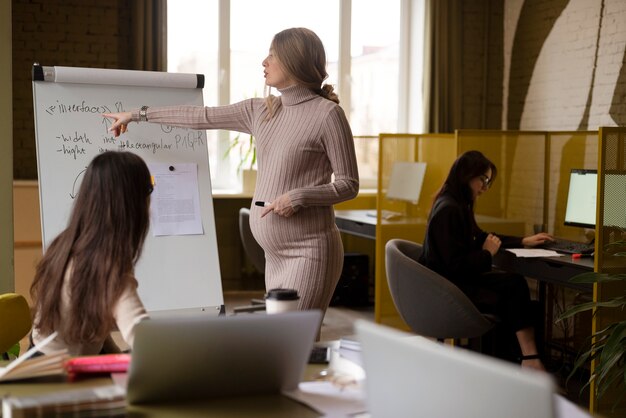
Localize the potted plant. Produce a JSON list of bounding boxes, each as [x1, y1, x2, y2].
[[224, 131, 257, 193], [558, 263, 626, 410]]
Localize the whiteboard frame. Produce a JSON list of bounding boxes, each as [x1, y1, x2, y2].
[[32, 65, 224, 316]]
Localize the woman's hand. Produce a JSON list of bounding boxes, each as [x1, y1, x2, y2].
[[261, 193, 295, 218], [483, 233, 501, 256], [102, 111, 133, 137], [521, 232, 554, 247]]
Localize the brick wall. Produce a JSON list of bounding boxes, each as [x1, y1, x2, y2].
[[12, 0, 133, 179], [504, 0, 626, 130]]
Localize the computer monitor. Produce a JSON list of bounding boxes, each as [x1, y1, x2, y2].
[[386, 161, 427, 204], [564, 169, 597, 229]]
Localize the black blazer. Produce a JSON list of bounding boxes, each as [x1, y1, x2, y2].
[[419, 192, 521, 286]]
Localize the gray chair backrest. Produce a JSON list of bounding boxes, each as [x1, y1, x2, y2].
[[385, 239, 494, 339], [239, 208, 266, 273]]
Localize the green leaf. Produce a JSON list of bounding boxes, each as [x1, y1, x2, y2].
[[569, 272, 626, 284], [8, 342, 20, 357], [597, 322, 626, 369], [558, 298, 626, 321]]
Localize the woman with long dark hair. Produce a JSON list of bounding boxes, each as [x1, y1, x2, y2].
[[31, 151, 152, 355], [419, 150, 553, 371]]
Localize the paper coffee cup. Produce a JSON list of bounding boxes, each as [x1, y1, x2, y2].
[[265, 288, 300, 314]]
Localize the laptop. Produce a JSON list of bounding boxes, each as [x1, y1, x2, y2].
[[126, 310, 321, 404], [355, 320, 556, 418]]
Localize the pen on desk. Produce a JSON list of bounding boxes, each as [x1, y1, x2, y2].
[[572, 253, 593, 259], [255, 201, 270, 207]]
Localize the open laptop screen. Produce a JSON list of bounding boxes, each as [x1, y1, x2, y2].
[[564, 169, 597, 229]]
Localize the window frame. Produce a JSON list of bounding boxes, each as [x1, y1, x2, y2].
[[170, 0, 424, 190]]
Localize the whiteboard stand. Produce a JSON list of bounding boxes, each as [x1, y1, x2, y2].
[[32, 65, 224, 316]]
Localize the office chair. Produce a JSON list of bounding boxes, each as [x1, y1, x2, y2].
[[0, 293, 32, 359], [235, 208, 266, 314], [385, 239, 496, 342], [238, 207, 266, 273]]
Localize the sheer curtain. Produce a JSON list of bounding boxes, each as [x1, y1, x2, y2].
[[132, 0, 167, 71], [422, 0, 462, 133]]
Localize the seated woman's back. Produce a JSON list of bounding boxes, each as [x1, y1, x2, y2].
[[30, 151, 152, 355]]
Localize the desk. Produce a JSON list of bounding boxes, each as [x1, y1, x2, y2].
[[0, 370, 326, 418], [493, 250, 594, 372], [335, 210, 527, 328], [335, 210, 527, 240], [0, 357, 592, 418], [493, 251, 593, 292], [335, 209, 376, 239]]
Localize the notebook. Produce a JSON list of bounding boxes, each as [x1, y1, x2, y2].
[[355, 320, 556, 418], [126, 310, 321, 404]]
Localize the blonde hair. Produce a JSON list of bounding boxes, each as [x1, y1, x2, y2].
[[265, 27, 338, 117]]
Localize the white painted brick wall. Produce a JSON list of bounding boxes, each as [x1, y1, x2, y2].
[[504, 0, 626, 130]]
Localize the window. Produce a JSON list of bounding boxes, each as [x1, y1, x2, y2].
[[229, 0, 339, 103], [167, 1, 221, 181], [167, 0, 422, 190]]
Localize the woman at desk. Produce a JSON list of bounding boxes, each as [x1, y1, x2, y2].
[[419, 150, 552, 371], [30, 151, 151, 355], [103, 28, 359, 316]]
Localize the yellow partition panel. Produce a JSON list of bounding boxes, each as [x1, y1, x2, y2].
[[592, 127, 626, 417], [457, 130, 547, 237], [374, 133, 456, 327], [547, 131, 598, 242]]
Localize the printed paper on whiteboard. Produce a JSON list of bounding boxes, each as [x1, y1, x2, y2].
[[148, 163, 203, 236]]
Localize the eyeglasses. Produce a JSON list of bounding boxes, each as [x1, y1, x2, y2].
[[479, 175, 492, 189]]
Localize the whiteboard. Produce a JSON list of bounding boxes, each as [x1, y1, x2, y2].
[[32, 65, 223, 315]]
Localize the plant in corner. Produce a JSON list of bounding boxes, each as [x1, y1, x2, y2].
[[223, 93, 259, 176], [224, 131, 257, 193], [557, 267, 626, 409], [224, 131, 256, 173]]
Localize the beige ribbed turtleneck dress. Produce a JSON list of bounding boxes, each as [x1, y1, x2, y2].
[[138, 84, 359, 312]]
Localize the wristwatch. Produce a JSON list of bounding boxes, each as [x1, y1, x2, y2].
[[139, 105, 149, 122]]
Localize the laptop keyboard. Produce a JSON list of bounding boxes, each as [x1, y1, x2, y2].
[[542, 239, 594, 255]]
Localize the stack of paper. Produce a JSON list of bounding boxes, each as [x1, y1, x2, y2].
[[0, 332, 68, 382], [0, 350, 68, 382]]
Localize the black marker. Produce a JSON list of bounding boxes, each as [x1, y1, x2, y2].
[[255, 201, 270, 207]]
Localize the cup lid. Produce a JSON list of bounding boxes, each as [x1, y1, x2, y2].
[[265, 288, 299, 301]]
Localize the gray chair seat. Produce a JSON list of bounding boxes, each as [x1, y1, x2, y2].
[[239, 207, 265, 273], [235, 208, 266, 314], [385, 239, 496, 340]]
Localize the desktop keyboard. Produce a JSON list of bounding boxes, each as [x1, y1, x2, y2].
[[365, 210, 403, 220], [542, 239, 594, 255]]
